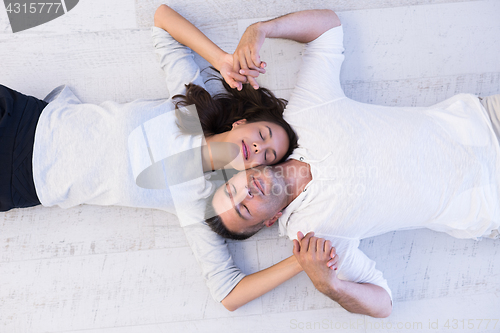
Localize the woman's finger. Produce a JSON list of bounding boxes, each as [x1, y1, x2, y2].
[[330, 247, 336, 258], [247, 76, 260, 90], [227, 71, 248, 83], [232, 57, 241, 77]]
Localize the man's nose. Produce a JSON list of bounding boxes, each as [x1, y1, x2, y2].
[[235, 185, 252, 203]]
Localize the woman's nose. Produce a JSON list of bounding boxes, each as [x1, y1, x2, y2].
[[253, 141, 267, 154]]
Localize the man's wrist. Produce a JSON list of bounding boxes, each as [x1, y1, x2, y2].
[[316, 276, 344, 299], [252, 21, 272, 39]]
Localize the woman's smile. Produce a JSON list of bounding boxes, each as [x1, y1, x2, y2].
[[242, 140, 249, 160]]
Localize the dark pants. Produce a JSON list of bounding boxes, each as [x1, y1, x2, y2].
[[0, 85, 46, 211]]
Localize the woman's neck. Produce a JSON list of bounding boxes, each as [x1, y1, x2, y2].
[[200, 133, 239, 172], [204, 132, 228, 145]]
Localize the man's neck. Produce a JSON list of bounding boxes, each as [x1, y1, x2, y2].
[[277, 159, 312, 206]]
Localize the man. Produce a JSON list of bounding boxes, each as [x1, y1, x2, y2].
[[202, 8, 500, 318]]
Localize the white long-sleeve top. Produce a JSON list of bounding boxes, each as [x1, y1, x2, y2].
[[32, 28, 245, 302]]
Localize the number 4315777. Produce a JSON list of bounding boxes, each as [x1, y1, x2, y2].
[[443, 319, 498, 330], [6, 3, 62, 14]]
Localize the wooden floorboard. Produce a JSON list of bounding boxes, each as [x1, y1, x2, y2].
[[0, 1, 499, 332]]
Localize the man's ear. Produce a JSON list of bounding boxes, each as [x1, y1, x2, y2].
[[231, 119, 247, 129], [264, 211, 282, 227]]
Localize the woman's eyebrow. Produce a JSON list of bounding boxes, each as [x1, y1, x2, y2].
[[267, 126, 272, 138]]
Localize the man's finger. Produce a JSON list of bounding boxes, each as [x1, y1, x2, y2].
[[251, 52, 261, 70], [307, 237, 318, 252], [297, 231, 304, 240], [239, 69, 262, 78], [238, 52, 249, 71], [300, 231, 315, 251], [244, 49, 258, 70], [316, 237, 325, 253], [324, 240, 332, 253], [292, 239, 300, 256]]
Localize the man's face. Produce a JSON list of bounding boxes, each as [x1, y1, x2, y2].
[[211, 166, 287, 234]]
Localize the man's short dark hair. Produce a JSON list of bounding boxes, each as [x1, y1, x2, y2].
[[204, 191, 264, 240]]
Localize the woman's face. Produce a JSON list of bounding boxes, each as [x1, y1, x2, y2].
[[224, 120, 289, 170]]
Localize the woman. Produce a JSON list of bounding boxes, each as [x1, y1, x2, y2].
[[0, 8, 298, 213]]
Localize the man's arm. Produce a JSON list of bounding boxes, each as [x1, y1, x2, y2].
[[233, 9, 341, 89], [154, 4, 262, 90], [222, 238, 341, 311], [293, 232, 392, 318]]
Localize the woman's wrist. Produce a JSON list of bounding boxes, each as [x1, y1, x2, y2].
[[288, 254, 304, 273], [212, 51, 230, 71]]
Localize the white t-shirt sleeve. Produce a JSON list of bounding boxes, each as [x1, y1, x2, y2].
[[329, 237, 393, 301], [182, 221, 246, 302], [151, 27, 206, 97], [286, 26, 346, 113]]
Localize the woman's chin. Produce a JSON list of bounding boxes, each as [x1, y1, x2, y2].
[[228, 160, 245, 171]]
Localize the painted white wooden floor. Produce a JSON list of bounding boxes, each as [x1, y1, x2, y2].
[[1, 1, 499, 332]]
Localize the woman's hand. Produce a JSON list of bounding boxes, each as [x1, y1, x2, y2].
[[218, 53, 265, 91]]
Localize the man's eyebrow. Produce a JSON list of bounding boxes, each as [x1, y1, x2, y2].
[[225, 182, 246, 220]]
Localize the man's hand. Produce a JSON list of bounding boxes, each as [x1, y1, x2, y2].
[[233, 23, 268, 90], [219, 53, 264, 91], [292, 231, 341, 295]]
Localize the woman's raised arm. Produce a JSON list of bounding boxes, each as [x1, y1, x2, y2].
[[153, 5, 261, 90], [221, 255, 302, 311]]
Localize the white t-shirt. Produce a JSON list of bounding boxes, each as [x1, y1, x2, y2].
[[278, 25, 500, 300], [32, 28, 213, 215]]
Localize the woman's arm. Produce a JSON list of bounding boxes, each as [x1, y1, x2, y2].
[[153, 5, 261, 90], [221, 255, 302, 311], [221, 246, 339, 311]]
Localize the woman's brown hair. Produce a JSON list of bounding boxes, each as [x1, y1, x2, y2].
[[173, 74, 298, 164]]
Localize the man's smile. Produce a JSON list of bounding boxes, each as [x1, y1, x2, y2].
[[251, 175, 265, 195]]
